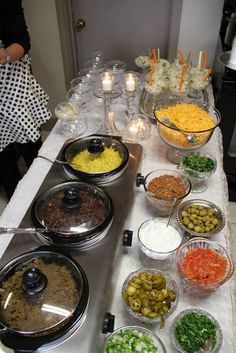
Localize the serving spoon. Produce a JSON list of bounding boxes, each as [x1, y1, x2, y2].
[[166, 198, 178, 228], [0, 227, 48, 235], [196, 337, 212, 353], [161, 117, 197, 144], [0, 226, 82, 235]]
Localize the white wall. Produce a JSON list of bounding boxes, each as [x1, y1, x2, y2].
[[168, 0, 224, 69], [22, 0, 68, 116]]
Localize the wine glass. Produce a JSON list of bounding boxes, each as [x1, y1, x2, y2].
[[67, 83, 92, 114]]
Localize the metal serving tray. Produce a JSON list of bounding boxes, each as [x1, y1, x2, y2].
[[0, 141, 142, 353]]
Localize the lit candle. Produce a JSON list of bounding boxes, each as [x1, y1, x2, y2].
[[128, 123, 139, 139], [101, 72, 113, 92], [125, 73, 136, 92]]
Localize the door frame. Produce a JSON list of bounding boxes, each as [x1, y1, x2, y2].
[[55, 0, 78, 86]]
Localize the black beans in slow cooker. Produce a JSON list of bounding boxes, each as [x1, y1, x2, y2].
[[38, 189, 108, 236]]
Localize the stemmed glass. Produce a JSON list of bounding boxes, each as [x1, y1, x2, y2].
[[105, 60, 126, 88], [54, 102, 87, 139], [134, 55, 151, 86], [67, 83, 92, 114], [188, 72, 211, 101]]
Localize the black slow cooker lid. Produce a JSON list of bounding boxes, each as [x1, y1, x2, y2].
[[32, 180, 113, 236], [0, 249, 86, 335]]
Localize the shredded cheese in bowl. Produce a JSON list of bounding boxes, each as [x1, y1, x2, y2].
[[155, 103, 217, 148]]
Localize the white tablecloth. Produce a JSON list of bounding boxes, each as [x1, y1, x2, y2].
[[0, 92, 235, 353]]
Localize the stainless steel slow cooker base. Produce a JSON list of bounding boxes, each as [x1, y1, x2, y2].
[[35, 218, 113, 250], [39, 294, 90, 352], [0, 142, 142, 353], [63, 163, 129, 184]]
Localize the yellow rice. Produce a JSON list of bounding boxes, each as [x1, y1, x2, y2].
[[155, 103, 216, 148], [70, 147, 123, 173]]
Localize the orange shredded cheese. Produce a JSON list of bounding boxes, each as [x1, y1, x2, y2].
[[155, 103, 216, 147]]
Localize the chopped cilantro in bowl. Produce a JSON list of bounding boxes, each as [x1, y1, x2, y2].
[[104, 326, 166, 353], [182, 154, 216, 173]]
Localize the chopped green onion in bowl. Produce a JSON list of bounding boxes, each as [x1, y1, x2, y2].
[[103, 325, 167, 353]]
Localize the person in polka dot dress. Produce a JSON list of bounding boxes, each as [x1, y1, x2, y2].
[[0, 0, 51, 199]]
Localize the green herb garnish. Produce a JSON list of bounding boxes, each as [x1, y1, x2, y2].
[[183, 154, 215, 173], [175, 312, 217, 353], [105, 329, 157, 353]]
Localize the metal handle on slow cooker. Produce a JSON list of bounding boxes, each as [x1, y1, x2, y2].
[[136, 173, 145, 187]]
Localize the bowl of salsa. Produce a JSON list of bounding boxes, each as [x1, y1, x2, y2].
[[176, 238, 234, 296]]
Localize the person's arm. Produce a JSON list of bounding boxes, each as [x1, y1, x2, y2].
[[0, 0, 30, 64]]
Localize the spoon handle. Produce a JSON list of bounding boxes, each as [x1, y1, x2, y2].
[[166, 198, 177, 228]]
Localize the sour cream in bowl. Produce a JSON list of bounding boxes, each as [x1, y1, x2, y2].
[[138, 218, 183, 267]]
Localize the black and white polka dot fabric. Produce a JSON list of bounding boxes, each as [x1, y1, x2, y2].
[[0, 40, 51, 152]]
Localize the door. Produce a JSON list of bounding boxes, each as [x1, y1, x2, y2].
[[71, 0, 172, 71]]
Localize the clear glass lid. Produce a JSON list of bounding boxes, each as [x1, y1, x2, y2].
[[64, 135, 128, 175], [34, 181, 112, 235], [0, 251, 84, 334]]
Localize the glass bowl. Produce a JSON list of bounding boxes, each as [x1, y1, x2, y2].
[[175, 199, 225, 239], [178, 151, 217, 193], [105, 60, 126, 86], [153, 98, 221, 164], [103, 325, 167, 353], [54, 102, 79, 121], [124, 114, 151, 142], [176, 238, 234, 296], [54, 102, 88, 139], [136, 169, 191, 216], [67, 85, 92, 109], [121, 268, 179, 326], [138, 218, 183, 267], [171, 309, 223, 353]]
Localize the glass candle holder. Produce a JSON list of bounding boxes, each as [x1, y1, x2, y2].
[[100, 71, 114, 92], [93, 80, 122, 136], [124, 72, 138, 92], [123, 72, 139, 118], [124, 114, 151, 142]]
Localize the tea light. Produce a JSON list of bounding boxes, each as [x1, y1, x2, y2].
[[126, 114, 151, 141], [124, 72, 137, 92], [101, 71, 113, 92], [128, 122, 141, 139]]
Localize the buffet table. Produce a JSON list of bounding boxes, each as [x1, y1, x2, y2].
[[0, 89, 235, 353]]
